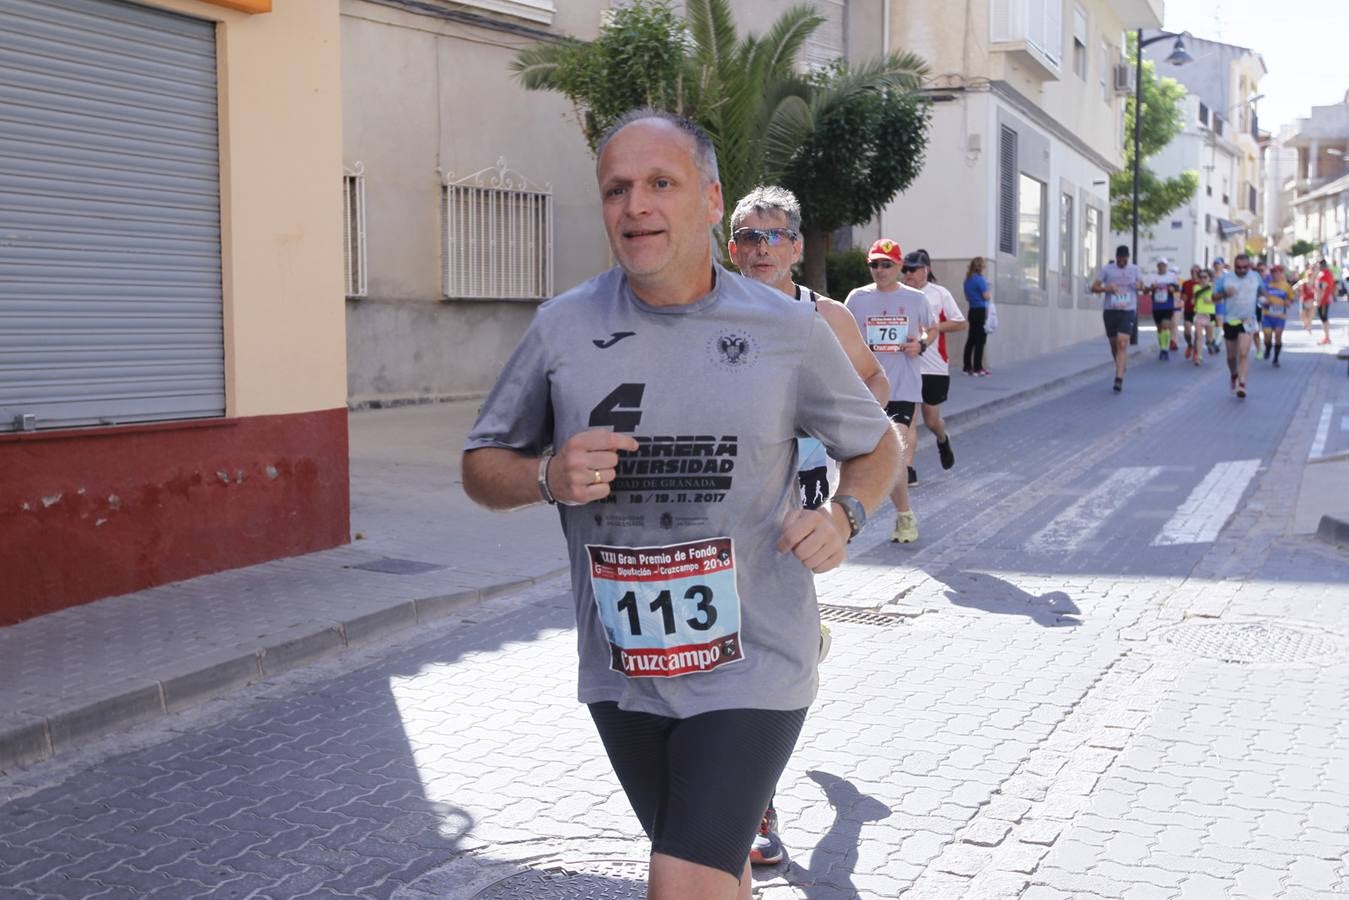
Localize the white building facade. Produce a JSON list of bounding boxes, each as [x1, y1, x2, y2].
[[881, 0, 1164, 366]]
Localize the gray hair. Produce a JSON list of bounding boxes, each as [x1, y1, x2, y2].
[[729, 185, 802, 234], [595, 108, 720, 185]]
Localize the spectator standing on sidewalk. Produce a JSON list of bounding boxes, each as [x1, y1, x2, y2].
[[1090, 245, 1143, 392], [725, 184, 889, 868], [962, 257, 991, 376], [461, 109, 900, 900], [901, 248, 964, 484], [845, 239, 934, 544]]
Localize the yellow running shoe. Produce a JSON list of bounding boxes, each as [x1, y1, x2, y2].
[[891, 511, 919, 543]]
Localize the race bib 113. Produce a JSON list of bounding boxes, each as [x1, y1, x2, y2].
[[586, 537, 743, 678]]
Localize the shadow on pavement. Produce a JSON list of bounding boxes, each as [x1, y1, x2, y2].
[[772, 770, 891, 899], [932, 569, 1082, 627]]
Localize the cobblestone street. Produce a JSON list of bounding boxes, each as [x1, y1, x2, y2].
[[2, 333, 1347, 899]]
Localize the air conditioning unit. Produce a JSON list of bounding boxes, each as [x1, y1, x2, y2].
[[1113, 63, 1134, 95]]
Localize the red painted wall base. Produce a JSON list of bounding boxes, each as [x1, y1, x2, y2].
[[0, 408, 350, 626]]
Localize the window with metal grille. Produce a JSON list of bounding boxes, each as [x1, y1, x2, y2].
[[344, 164, 367, 298], [442, 159, 553, 301], [801, 0, 846, 71], [998, 126, 1018, 255]]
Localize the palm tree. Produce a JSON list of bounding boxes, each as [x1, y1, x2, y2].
[[510, 0, 928, 265]]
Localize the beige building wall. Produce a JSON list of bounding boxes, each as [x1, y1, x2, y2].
[[883, 0, 1160, 369], [142, 0, 347, 418], [342, 0, 610, 404]]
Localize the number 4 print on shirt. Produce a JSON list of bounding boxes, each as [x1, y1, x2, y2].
[[589, 383, 645, 433]]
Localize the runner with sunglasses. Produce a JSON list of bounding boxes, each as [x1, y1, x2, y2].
[[1090, 245, 1143, 392], [845, 239, 935, 543], [726, 185, 888, 868]]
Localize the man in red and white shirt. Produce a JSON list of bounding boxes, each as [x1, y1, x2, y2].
[[1316, 259, 1336, 345], [902, 249, 967, 484]]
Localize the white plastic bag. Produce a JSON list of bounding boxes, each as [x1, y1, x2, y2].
[[985, 301, 999, 335]]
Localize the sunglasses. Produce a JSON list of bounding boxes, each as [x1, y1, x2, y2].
[[732, 227, 798, 246], [868, 260, 895, 269], [900, 265, 922, 273]]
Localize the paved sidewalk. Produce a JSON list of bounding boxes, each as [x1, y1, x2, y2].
[[0, 318, 1341, 775]]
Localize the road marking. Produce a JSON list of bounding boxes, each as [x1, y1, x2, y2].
[[1025, 466, 1162, 554], [1310, 403, 1332, 460], [1152, 458, 1261, 546]]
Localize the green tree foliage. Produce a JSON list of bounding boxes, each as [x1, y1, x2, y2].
[[1289, 238, 1317, 259], [510, 2, 689, 151], [1109, 34, 1198, 234], [778, 64, 930, 291], [510, 0, 930, 284]]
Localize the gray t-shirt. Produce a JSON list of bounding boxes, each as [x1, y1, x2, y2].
[[843, 283, 932, 403], [1095, 263, 1142, 311], [1214, 270, 1265, 322], [465, 267, 890, 718]]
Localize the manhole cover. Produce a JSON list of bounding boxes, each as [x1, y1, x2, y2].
[[819, 604, 907, 627], [471, 858, 648, 898], [1164, 620, 1345, 664], [347, 557, 445, 574]]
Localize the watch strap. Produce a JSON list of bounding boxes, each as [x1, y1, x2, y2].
[[833, 494, 866, 542]]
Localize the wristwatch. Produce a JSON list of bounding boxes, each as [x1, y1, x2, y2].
[[918, 338, 929, 355], [832, 494, 866, 542]]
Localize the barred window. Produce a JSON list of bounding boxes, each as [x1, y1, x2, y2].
[[442, 159, 553, 300], [343, 164, 367, 298]]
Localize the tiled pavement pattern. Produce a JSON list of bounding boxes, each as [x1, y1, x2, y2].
[[1, 327, 1348, 899]]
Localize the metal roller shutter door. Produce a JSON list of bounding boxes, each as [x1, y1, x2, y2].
[[0, 0, 224, 433]]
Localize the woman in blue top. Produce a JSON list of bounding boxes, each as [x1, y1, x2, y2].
[[962, 257, 991, 375]]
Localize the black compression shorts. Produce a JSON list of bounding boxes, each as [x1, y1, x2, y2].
[[588, 703, 807, 877], [921, 374, 950, 406], [885, 400, 916, 427]]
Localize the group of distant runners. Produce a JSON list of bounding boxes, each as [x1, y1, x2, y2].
[[1091, 244, 1338, 400]]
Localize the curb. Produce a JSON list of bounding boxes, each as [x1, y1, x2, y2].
[[0, 568, 569, 774], [1316, 515, 1349, 549]]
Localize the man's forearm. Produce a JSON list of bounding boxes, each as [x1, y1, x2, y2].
[[835, 427, 902, 513], [864, 370, 889, 406], [462, 447, 543, 511]]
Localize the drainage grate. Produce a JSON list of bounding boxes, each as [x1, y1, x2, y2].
[[471, 859, 648, 899], [818, 604, 908, 628], [346, 557, 445, 575], [1164, 620, 1346, 664]]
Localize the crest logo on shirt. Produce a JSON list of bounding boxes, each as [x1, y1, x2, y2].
[[709, 331, 758, 371]]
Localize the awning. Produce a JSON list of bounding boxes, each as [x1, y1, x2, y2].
[[1217, 218, 1246, 238]]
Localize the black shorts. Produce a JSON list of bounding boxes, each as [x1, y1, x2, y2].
[[1152, 309, 1175, 328], [1255, 306, 1263, 323], [1318, 304, 1330, 323], [797, 465, 828, 510], [1223, 320, 1248, 341], [885, 400, 916, 427], [588, 702, 807, 877], [1183, 309, 1196, 323], [921, 374, 950, 406], [1103, 309, 1136, 338]]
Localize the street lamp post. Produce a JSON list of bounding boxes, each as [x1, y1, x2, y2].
[[1129, 30, 1192, 343]]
